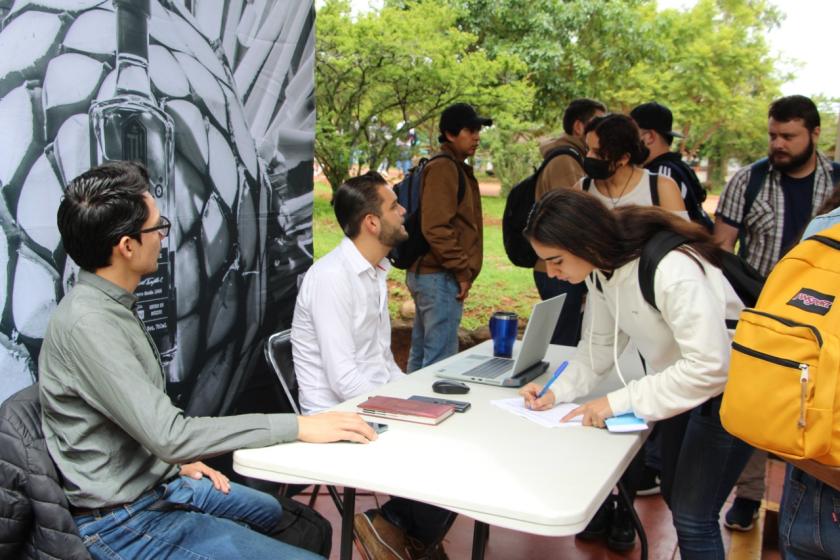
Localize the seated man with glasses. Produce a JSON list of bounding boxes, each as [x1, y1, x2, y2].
[[38, 161, 376, 560]]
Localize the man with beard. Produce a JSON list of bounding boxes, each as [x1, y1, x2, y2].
[[292, 171, 454, 560], [714, 94, 837, 531], [293, 171, 408, 414]]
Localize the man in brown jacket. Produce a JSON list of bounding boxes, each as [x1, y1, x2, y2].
[[534, 98, 605, 345], [406, 103, 491, 372]]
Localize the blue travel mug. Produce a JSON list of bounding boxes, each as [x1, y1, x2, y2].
[[489, 311, 518, 358]]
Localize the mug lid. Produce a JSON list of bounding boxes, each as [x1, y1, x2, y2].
[[491, 311, 517, 319]]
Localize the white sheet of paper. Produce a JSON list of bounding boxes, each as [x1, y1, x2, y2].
[[491, 398, 583, 428]]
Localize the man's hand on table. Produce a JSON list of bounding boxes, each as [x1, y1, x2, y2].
[[298, 412, 378, 443], [180, 461, 231, 493]]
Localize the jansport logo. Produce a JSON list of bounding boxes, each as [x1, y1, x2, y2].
[[787, 288, 835, 316]]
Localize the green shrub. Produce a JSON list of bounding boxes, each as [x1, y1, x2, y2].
[[482, 128, 542, 196]]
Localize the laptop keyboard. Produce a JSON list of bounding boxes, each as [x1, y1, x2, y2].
[[463, 357, 514, 378]]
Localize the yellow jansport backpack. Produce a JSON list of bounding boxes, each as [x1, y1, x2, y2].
[[721, 223, 840, 465]]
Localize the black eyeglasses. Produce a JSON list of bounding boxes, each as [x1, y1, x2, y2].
[[137, 216, 171, 237]]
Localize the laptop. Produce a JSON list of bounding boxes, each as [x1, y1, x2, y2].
[[434, 294, 566, 387]]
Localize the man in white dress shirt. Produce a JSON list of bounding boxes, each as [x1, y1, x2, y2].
[[292, 171, 453, 560], [292, 171, 406, 414]]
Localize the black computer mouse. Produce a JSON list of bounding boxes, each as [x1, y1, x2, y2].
[[432, 380, 470, 395]]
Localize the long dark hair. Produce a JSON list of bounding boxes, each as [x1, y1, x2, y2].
[[524, 189, 722, 271]]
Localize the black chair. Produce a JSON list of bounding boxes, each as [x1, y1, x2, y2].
[[265, 330, 303, 415], [264, 330, 344, 513]]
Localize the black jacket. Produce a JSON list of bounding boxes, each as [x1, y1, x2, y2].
[[646, 152, 714, 231], [0, 384, 90, 559]]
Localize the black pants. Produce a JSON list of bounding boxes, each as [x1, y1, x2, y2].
[[381, 498, 455, 545], [533, 271, 586, 346]]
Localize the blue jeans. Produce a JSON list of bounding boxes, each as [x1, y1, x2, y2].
[[779, 465, 840, 558], [657, 396, 753, 560], [532, 271, 586, 346], [406, 271, 463, 372], [397, 159, 412, 173], [74, 476, 323, 560]]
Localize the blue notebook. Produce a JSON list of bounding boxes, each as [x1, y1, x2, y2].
[[605, 413, 648, 433]]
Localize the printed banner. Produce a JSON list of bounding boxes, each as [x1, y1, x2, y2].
[[0, 0, 315, 413]]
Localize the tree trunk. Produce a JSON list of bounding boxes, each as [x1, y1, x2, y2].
[[707, 152, 727, 192], [323, 162, 348, 193]]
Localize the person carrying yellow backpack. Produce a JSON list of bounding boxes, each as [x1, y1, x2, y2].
[[721, 187, 840, 559]]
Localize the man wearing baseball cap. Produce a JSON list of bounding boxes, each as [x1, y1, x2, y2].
[[406, 102, 491, 373], [631, 102, 714, 231]]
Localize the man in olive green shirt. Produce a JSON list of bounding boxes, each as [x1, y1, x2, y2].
[[39, 161, 375, 560]]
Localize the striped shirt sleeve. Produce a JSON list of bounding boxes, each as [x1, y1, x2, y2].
[[715, 167, 752, 227]]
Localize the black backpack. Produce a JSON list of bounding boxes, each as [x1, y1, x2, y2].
[[502, 147, 582, 268], [649, 152, 714, 232], [388, 154, 465, 270], [736, 157, 840, 259], [270, 494, 333, 557], [638, 230, 765, 327]]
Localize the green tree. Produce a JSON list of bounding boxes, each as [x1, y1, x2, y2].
[[480, 123, 542, 196], [601, 0, 784, 187], [813, 95, 839, 157], [443, 0, 785, 190], [443, 0, 658, 126], [315, 0, 533, 192]]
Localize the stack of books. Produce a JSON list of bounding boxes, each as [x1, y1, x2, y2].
[[357, 396, 455, 425]]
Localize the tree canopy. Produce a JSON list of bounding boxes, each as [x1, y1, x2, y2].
[[315, 0, 816, 192], [315, 0, 532, 191]]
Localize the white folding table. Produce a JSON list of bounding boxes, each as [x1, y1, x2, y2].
[[234, 342, 650, 559]]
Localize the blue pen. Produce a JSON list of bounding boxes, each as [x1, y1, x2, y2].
[[536, 360, 569, 399]]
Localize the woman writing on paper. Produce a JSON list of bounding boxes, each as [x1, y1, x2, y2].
[[518, 188, 751, 560]]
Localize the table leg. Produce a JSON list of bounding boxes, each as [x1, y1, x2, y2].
[[340, 487, 356, 560], [471, 521, 489, 560], [617, 481, 648, 560], [327, 485, 344, 515]]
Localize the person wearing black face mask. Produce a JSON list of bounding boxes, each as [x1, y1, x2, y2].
[[578, 114, 686, 216]]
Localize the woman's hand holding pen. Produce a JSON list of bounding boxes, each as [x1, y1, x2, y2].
[[519, 383, 556, 410], [520, 360, 568, 411]]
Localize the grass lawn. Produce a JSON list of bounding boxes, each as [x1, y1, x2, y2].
[[312, 180, 541, 330]]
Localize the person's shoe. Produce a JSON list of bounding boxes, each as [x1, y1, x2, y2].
[[576, 495, 614, 541], [607, 502, 637, 552], [405, 536, 449, 560], [354, 511, 409, 560], [724, 497, 761, 531], [636, 466, 661, 496]]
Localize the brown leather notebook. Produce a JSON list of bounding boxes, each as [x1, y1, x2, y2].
[[357, 396, 455, 425]]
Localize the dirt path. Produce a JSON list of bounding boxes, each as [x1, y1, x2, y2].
[[479, 181, 501, 196]]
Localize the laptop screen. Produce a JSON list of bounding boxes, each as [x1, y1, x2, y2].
[[511, 294, 566, 375]]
